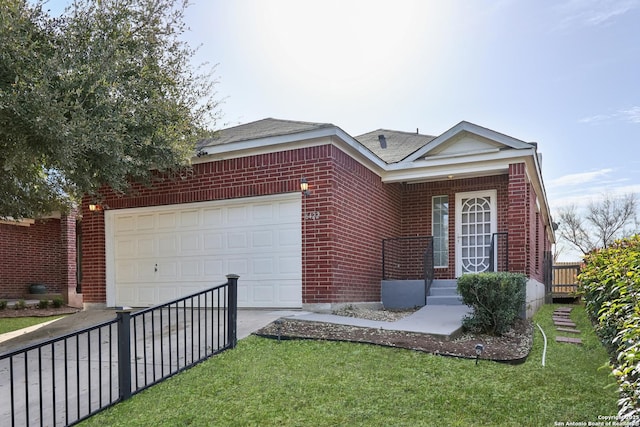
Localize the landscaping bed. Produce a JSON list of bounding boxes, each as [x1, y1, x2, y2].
[[0, 305, 79, 318], [255, 306, 534, 363]]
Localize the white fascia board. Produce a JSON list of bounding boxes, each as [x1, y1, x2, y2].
[[403, 121, 533, 163], [385, 147, 535, 177], [192, 126, 387, 171], [382, 159, 511, 183]]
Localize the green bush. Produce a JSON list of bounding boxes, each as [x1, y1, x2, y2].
[[457, 272, 526, 336], [14, 299, 26, 310], [0, 300, 7, 310], [38, 299, 50, 309], [52, 297, 64, 308], [579, 235, 640, 418]]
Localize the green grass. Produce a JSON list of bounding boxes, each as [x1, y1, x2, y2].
[[80, 304, 617, 426], [0, 316, 64, 335]]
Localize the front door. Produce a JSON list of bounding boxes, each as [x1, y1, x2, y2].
[[455, 190, 497, 277]]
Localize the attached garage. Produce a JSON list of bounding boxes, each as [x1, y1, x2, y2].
[[104, 193, 302, 308]]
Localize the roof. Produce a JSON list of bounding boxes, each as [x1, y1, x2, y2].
[[356, 129, 436, 164], [197, 118, 334, 150]]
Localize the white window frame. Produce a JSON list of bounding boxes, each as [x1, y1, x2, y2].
[[432, 195, 449, 268]]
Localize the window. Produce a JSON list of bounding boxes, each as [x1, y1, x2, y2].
[[432, 195, 449, 267]]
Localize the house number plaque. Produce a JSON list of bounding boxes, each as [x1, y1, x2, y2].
[[304, 211, 320, 220]]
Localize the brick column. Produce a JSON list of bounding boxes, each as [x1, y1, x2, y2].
[[507, 163, 529, 275], [60, 209, 83, 308]]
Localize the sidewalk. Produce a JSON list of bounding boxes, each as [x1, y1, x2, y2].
[[285, 305, 471, 339]]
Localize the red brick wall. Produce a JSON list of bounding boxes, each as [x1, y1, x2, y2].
[[81, 148, 549, 305], [401, 175, 509, 279], [81, 144, 401, 305], [508, 163, 528, 275], [325, 147, 402, 303], [0, 219, 64, 297]]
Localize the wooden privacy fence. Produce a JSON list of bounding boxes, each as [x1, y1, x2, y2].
[[552, 262, 581, 297]]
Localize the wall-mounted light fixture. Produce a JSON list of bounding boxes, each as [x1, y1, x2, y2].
[[89, 204, 103, 212], [300, 178, 311, 197]]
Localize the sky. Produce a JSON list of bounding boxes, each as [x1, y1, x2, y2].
[[43, 0, 640, 260]]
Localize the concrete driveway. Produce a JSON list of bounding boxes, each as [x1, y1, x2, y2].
[[0, 308, 299, 427]]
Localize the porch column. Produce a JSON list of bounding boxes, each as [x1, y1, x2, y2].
[[507, 163, 529, 275], [60, 209, 83, 308]]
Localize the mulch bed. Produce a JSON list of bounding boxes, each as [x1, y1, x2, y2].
[[255, 317, 534, 364], [0, 306, 80, 318]]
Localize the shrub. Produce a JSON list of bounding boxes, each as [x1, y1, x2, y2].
[[38, 299, 50, 309], [14, 299, 26, 310], [579, 235, 640, 418], [52, 297, 64, 308], [457, 272, 526, 336], [0, 300, 7, 310]]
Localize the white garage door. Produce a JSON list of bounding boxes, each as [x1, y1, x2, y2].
[[105, 193, 302, 308]]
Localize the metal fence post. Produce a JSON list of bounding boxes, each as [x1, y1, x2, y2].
[[226, 274, 239, 348], [117, 309, 133, 401]]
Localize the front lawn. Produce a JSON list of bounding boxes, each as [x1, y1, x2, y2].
[[0, 316, 64, 335], [80, 304, 617, 426]]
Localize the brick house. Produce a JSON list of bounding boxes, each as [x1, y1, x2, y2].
[[1, 119, 554, 314], [70, 118, 555, 315], [0, 212, 82, 307]]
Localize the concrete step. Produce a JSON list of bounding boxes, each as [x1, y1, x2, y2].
[[429, 286, 459, 296], [430, 279, 458, 288], [426, 295, 463, 306]]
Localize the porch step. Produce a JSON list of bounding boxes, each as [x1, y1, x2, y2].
[[427, 280, 462, 306]]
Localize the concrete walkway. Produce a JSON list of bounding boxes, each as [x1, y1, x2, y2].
[[284, 305, 472, 339], [0, 305, 472, 353]]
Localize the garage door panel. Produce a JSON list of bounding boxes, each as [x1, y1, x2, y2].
[[158, 262, 177, 280], [227, 232, 247, 249], [180, 233, 201, 253], [203, 208, 222, 225], [227, 206, 248, 225], [180, 210, 200, 227], [137, 214, 155, 230], [204, 232, 223, 250], [109, 194, 301, 307], [252, 230, 273, 248], [228, 258, 249, 275], [252, 283, 274, 303], [279, 281, 302, 302], [158, 236, 178, 256], [253, 257, 274, 274], [158, 212, 177, 229], [180, 260, 201, 278], [137, 238, 155, 257], [204, 258, 223, 276]]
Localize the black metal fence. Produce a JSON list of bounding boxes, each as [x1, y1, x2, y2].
[[0, 275, 238, 427]]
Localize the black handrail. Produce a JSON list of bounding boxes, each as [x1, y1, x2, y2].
[[423, 238, 435, 305]]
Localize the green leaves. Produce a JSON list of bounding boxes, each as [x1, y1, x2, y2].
[[579, 235, 640, 418], [457, 272, 527, 336], [0, 0, 219, 218]]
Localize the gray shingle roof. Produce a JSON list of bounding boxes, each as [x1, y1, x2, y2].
[[356, 129, 436, 164], [197, 118, 334, 149]]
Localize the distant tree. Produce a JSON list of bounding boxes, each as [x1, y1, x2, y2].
[[0, 0, 219, 218], [557, 193, 638, 255]]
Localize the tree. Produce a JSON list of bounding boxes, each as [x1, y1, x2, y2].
[[557, 193, 638, 255], [0, 0, 219, 218]]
